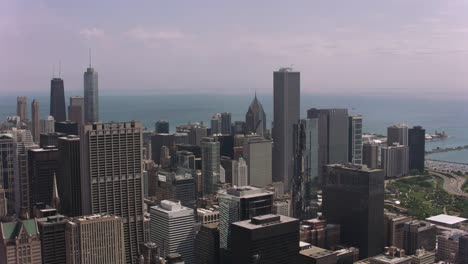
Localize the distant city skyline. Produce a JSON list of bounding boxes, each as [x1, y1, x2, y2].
[[2, 0, 468, 99]]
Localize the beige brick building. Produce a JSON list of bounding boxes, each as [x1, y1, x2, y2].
[[0, 219, 42, 264]]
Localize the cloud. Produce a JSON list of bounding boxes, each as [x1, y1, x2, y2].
[[123, 27, 185, 42], [79, 27, 105, 38]]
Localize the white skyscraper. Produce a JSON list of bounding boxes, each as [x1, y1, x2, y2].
[[40, 116, 55, 134], [243, 137, 272, 187], [150, 200, 195, 264], [232, 157, 248, 187]]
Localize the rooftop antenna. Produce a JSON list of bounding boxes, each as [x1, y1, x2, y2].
[[52, 64, 55, 78], [89, 48, 92, 68], [58, 60, 61, 77]]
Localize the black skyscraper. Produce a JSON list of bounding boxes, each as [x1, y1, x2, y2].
[[55, 121, 79, 135], [151, 133, 175, 165], [50, 78, 66, 122], [57, 135, 81, 216], [408, 126, 425, 173], [155, 120, 170, 133], [323, 164, 384, 258]]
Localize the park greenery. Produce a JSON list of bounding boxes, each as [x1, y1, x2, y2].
[[386, 175, 468, 219]]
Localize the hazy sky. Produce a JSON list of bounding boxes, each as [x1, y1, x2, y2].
[[1, 0, 468, 98]]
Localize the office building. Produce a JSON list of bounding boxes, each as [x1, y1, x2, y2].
[[80, 122, 144, 263], [201, 137, 220, 195], [183, 124, 208, 146], [84, 65, 99, 123], [211, 113, 222, 135], [348, 115, 363, 164], [0, 186, 6, 217], [384, 212, 411, 249], [387, 125, 408, 146], [139, 242, 161, 264], [155, 120, 170, 133], [176, 150, 197, 170], [212, 134, 234, 158], [66, 214, 126, 264], [16, 96, 27, 122], [272, 68, 300, 192], [219, 186, 274, 257], [0, 134, 16, 214], [412, 249, 435, 264], [273, 199, 291, 217], [403, 220, 436, 255], [68, 96, 84, 126], [245, 93, 267, 136], [233, 121, 246, 135], [197, 207, 220, 224], [0, 219, 42, 264], [381, 144, 409, 178], [322, 164, 385, 258], [292, 118, 319, 220], [367, 247, 411, 264], [152, 133, 175, 165], [170, 170, 196, 208], [363, 143, 379, 169], [150, 200, 195, 263], [243, 137, 272, 187], [50, 77, 66, 122], [300, 246, 338, 264], [232, 157, 248, 187], [40, 132, 66, 148], [459, 234, 468, 264], [220, 156, 233, 184], [55, 121, 79, 135], [28, 147, 60, 211], [195, 223, 220, 264], [299, 218, 341, 250], [221, 112, 232, 135], [408, 126, 425, 173], [37, 214, 67, 264], [307, 108, 349, 184], [174, 132, 189, 145], [57, 135, 81, 216], [40, 115, 55, 134], [436, 231, 466, 262], [32, 99, 40, 143], [231, 214, 300, 264]]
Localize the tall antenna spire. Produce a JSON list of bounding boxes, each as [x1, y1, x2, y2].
[[59, 60, 61, 77], [53, 64, 55, 78], [89, 48, 92, 68]]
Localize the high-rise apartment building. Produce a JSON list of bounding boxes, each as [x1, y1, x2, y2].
[[322, 164, 385, 258], [221, 112, 232, 135], [150, 200, 195, 264], [50, 78, 66, 122], [348, 115, 363, 164], [387, 125, 408, 146], [155, 120, 170, 133], [32, 99, 40, 143], [16, 96, 27, 122], [231, 214, 300, 264], [232, 157, 248, 187], [28, 147, 60, 212], [403, 220, 436, 255], [65, 214, 126, 264], [408, 126, 425, 173], [80, 122, 144, 263], [40, 115, 55, 134], [381, 144, 409, 178], [84, 66, 99, 124], [307, 108, 349, 184], [363, 143, 379, 169], [57, 135, 81, 216], [201, 137, 220, 195], [219, 186, 274, 260], [292, 118, 319, 220], [272, 68, 300, 192], [37, 214, 67, 264], [243, 137, 272, 187], [0, 219, 42, 264], [68, 96, 84, 126], [245, 93, 267, 136]]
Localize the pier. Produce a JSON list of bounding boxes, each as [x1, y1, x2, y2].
[[425, 145, 468, 155]]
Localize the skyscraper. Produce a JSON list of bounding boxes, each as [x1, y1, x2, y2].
[[292, 118, 319, 220], [408, 126, 425, 173], [459, 234, 468, 264], [0, 134, 16, 214], [387, 124, 409, 146], [80, 122, 144, 263], [221, 112, 232, 135], [58, 135, 81, 216], [272, 68, 300, 192], [201, 137, 220, 195], [84, 65, 99, 124], [151, 133, 175, 165], [219, 186, 274, 261], [50, 77, 66, 122], [307, 108, 349, 184], [211, 113, 222, 135], [32, 99, 40, 143], [65, 214, 126, 264], [245, 93, 267, 135], [363, 142, 379, 169], [55, 120, 79, 135], [40, 115, 55, 134], [403, 220, 436, 255], [232, 157, 248, 187], [322, 164, 385, 258], [231, 214, 300, 264], [381, 144, 409, 178], [0, 186, 5, 217], [243, 137, 272, 187], [68, 96, 84, 126], [16, 96, 27, 122], [37, 214, 67, 264], [155, 120, 170, 133], [150, 200, 195, 264], [195, 223, 220, 264], [348, 115, 363, 164]]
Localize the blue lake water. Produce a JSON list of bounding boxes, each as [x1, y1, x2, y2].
[[1, 93, 467, 163]]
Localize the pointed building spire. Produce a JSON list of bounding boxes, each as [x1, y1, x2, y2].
[[51, 171, 60, 211]]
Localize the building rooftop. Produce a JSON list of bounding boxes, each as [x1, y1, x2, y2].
[[232, 214, 297, 230], [74, 214, 120, 222], [1, 219, 39, 240], [300, 246, 336, 259], [220, 186, 274, 198], [326, 163, 382, 173], [426, 214, 467, 225]]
